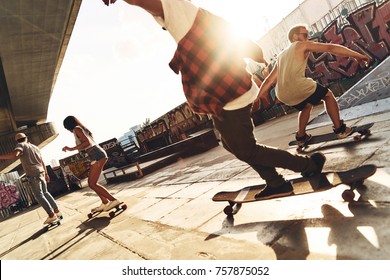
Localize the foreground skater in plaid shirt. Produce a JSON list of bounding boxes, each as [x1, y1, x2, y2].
[[102, 0, 326, 199]]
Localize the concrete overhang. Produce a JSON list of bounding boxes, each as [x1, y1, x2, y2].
[[0, 0, 82, 133]]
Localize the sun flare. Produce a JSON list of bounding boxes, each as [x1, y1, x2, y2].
[[195, 0, 303, 40]]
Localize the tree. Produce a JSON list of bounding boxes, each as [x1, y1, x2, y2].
[[141, 118, 150, 129]]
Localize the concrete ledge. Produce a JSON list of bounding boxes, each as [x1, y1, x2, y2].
[[104, 128, 219, 184]]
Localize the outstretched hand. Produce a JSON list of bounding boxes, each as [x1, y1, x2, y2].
[[62, 146, 72, 152], [357, 55, 371, 68]]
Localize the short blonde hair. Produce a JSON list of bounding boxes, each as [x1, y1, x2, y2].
[[288, 24, 308, 42]]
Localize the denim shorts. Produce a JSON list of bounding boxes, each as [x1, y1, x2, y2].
[[293, 83, 329, 111], [87, 145, 107, 162]]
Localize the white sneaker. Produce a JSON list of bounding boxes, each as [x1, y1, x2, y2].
[[104, 199, 121, 211], [44, 216, 58, 225], [91, 203, 107, 213]]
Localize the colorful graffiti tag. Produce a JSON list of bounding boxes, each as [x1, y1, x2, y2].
[[307, 2, 389, 86], [257, 1, 389, 115]]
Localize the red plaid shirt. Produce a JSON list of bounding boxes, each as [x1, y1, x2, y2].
[[169, 9, 253, 118]]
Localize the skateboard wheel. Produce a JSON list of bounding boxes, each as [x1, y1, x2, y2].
[[109, 211, 115, 218], [296, 147, 303, 153], [122, 204, 127, 210], [353, 135, 362, 141], [342, 189, 355, 202], [87, 213, 93, 219], [223, 206, 233, 215]]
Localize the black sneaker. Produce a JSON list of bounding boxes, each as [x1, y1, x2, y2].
[[295, 132, 312, 146], [301, 152, 326, 177], [255, 181, 293, 200], [333, 120, 353, 139]]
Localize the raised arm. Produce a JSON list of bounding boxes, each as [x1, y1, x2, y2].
[[122, 0, 164, 17], [300, 41, 371, 66]]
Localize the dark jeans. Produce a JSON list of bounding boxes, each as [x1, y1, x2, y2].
[[212, 104, 316, 187]]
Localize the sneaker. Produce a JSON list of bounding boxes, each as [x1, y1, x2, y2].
[[55, 211, 63, 219], [301, 152, 326, 177], [104, 199, 121, 211], [333, 120, 353, 139], [295, 132, 312, 146], [254, 181, 293, 200], [44, 215, 58, 225], [91, 203, 107, 213]]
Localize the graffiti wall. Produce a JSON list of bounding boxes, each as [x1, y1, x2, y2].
[[136, 102, 211, 152], [307, 2, 389, 86], [59, 153, 89, 188], [255, 1, 389, 120], [167, 103, 210, 142]]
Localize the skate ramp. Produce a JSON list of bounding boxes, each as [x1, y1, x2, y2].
[[308, 56, 390, 129]]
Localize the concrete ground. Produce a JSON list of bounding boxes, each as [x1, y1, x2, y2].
[[1, 106, 390, 260]]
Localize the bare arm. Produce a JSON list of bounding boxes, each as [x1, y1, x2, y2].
[[40, 156, 50, 183], [300, 41, 371, 66], [252, 64, 278, 112], [0, 150, 21, 160], [62, 127, 92, 152], [123, 0, 164, 18]]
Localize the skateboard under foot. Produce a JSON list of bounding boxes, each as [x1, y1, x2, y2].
[[289, 123, 373, 153], [44, 215, 63, 231], [212, 164, 376, 216], [87, 202, 127, 219]]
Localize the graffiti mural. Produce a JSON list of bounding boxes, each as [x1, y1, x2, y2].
[[168, 103, 209, 142], [0, 181, 20, 210], [59, 153, 89, 188], [100, 138, 128, 169], [136, 102, 211, 152], [307, 2, 390, 86]]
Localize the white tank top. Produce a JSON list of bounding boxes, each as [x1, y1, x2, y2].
[[73, 126, 96, 151], [276, 42, 317, 106]]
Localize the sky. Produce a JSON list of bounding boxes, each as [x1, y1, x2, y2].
[[42, 0, 304, 165]]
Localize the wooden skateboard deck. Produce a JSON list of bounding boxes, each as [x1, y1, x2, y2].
[[288, 123, 373, 152], [87, 202, 127, 219], [212, 164, 376, 215]]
